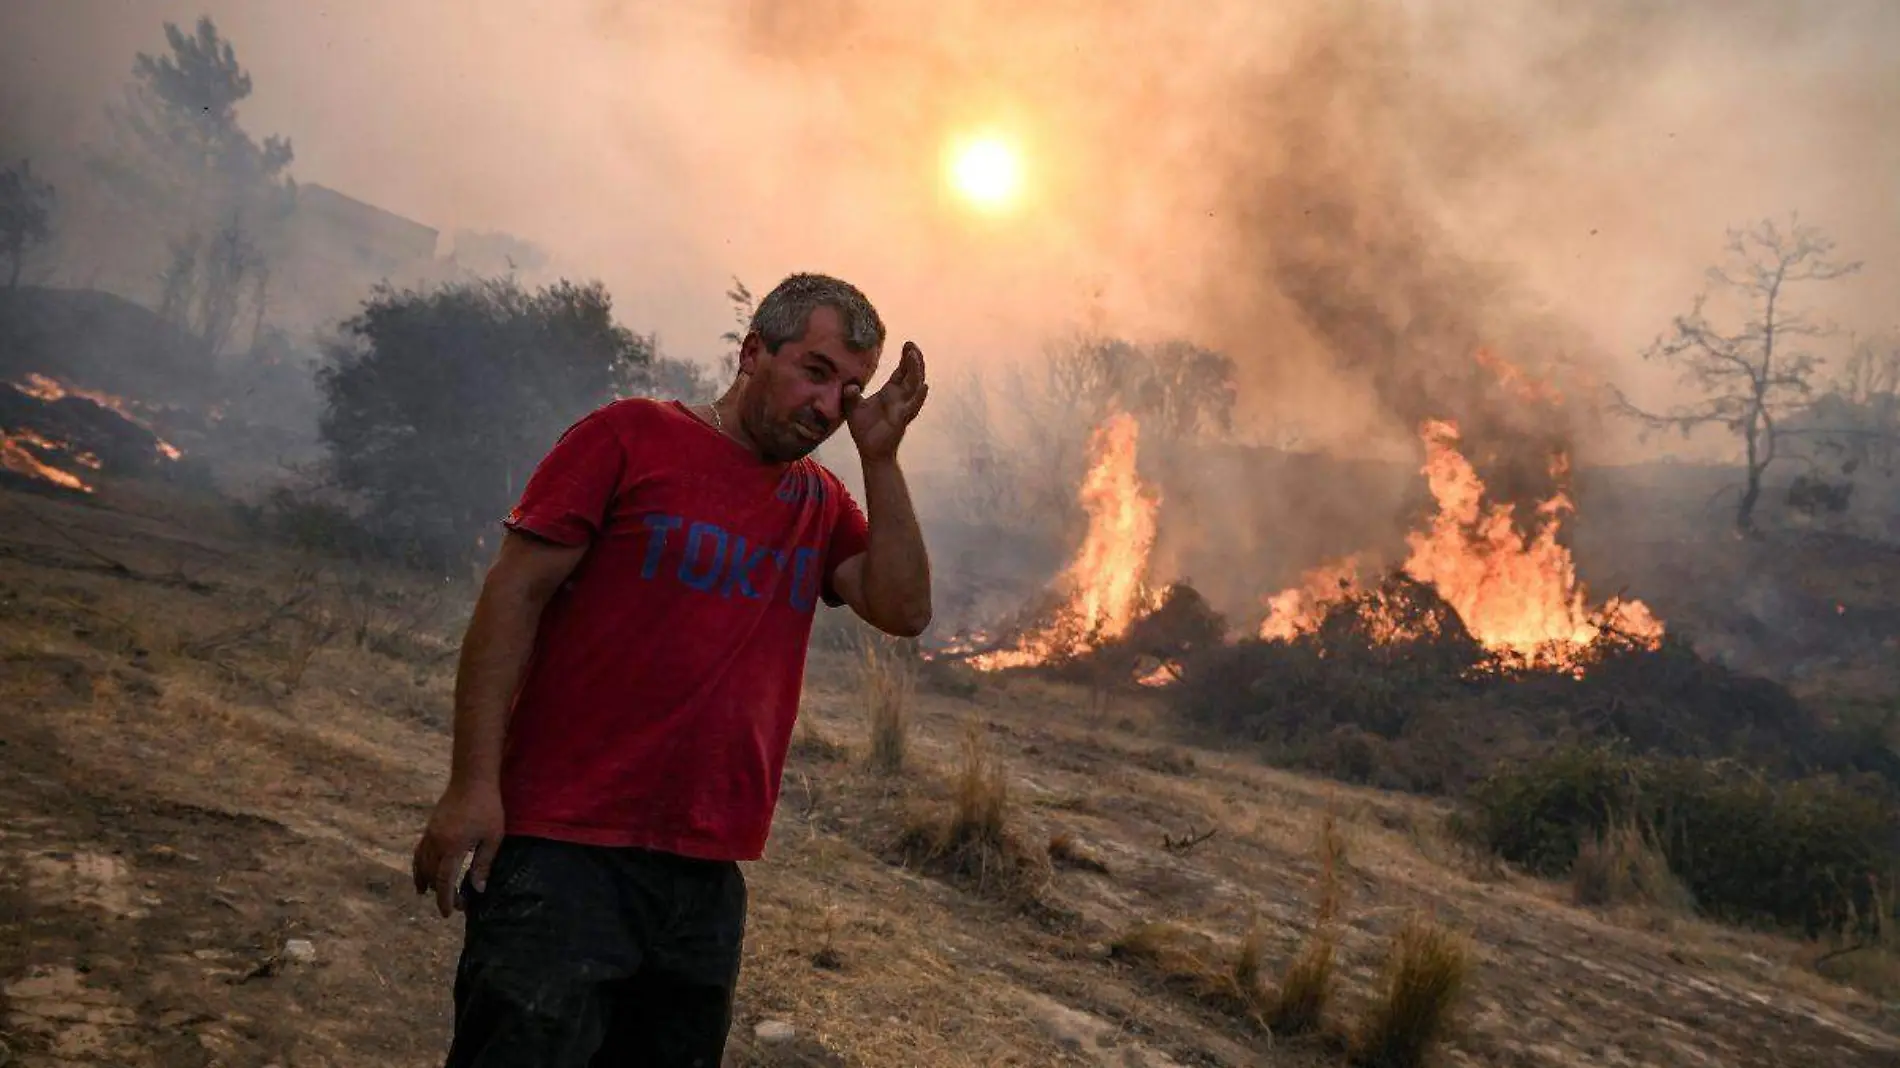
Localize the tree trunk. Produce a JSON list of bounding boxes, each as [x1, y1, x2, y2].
[[1737, 464, 1762, 536], [1738, 412, 1763, 536]]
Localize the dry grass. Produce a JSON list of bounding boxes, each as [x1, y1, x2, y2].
[[1571, 820, 1694, 913], [1270, 929, 1339, 1036], [858, 635, 914, 775], [791, 705, 849, 763], [1351, 912, 1472, 1068], [1233, 915, 1270, 997], [1110, 921, 1235, 1001], [1262, 812, 1348, 1035], [1047, 830, 1110, 874], [898, 723, 1046, 899], [949, 722, 1008, 844], [1811, 874, 1900, 1002]]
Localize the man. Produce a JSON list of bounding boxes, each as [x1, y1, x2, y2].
[[411, 272, 932, 1066]]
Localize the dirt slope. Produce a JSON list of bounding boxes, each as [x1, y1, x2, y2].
[[1, 482, 1896, 1067]]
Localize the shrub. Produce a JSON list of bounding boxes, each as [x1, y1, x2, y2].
[[1351, 912, 1470, 1068], [1463, 744, 1899, 934], [1460, 743, 1642, 877], [317, 276, 653, 569]]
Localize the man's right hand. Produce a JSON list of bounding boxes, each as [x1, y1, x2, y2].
[[412, 781, 506, 918]]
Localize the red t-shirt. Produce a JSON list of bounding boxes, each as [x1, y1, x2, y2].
[[495, 397, 869, 862]]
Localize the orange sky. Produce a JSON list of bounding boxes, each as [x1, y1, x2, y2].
[[3, 0, 1896, 466]]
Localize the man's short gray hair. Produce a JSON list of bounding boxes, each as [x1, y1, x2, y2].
[[750, 273, 886, 355]]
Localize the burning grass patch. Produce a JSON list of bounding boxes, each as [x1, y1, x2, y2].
[[1349, 912, 1471, 1068], [1167, 569, 1886, 797], [896, 724, 1047, 901]]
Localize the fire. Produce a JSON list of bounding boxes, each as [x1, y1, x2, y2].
[[1406, 420, 1660, 658], [10, 373, 185, 462], [1259, 419, 1663, 668], [968, 412, 1162, 671], [1472, 347, 1564, 406], [1259, 555, 1366, 642], [1135, 659, 1181, 687], [1, 433, 94, 493]]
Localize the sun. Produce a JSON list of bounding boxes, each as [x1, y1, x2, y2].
[[947, 136, 1022, 212]]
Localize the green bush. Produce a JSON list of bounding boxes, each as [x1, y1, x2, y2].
[[1460, 744, 1897, 935]]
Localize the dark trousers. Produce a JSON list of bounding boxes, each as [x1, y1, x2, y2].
[[444, 835, 748, 1068]]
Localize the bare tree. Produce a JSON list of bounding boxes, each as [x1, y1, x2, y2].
[[0, 158, 56, 289], [1614, 216, 1860, 535]]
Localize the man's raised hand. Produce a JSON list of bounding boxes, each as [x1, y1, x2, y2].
[[846, 341, 929, 462]]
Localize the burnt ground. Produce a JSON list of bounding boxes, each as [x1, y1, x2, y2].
[[2, 480, 1898, 1068]]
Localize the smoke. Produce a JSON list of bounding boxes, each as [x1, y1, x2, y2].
[[2, 0, 1897, 622]]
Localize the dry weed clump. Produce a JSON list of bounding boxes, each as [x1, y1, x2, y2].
[[1350, 912, 1471, 1068], [1266, 813, 1347, 1035], [1046, 831, 1110, 874], [1110, 921, 1242, 1007], [789, 712, 849, 764], [858, 635, 914, 775], [898, 723, 1046, 899], [1571, 820, 1694, 912], [1270, 931, 1339, 1036]]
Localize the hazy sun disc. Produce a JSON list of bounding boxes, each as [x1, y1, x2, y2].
[[949, 137, 1022, 210]]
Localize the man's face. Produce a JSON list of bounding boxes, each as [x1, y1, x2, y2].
[[738, 305, 881, 462]]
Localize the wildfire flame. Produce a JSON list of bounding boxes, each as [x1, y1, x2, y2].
[[1259, 419, 1662, 668], [11, 373, 185, 462], [1, 433, 95, 493], [1259, 555, 1367, 642], [968, 412, 1162, 671]]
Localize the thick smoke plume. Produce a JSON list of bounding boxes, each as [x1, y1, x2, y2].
[[2, 0, 1895, 623]]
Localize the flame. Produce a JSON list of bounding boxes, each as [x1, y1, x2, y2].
[[1473, 347, 1564, 406], [1259, 419, 1663, 669], [1406, 419, 1660, 659], [968, 412, 1161, 671], [2, 432, 95, 493], [10, 373, 185, 462], [1135, 659, 1181, 687], [1259, 555, 1367, 642]]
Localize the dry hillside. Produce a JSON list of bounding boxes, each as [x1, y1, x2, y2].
[[2, 480, 1897, 1068]]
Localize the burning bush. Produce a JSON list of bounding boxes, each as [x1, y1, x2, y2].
[[1166, 574, 1494, 784], [1166, 567, 1873, 794], [1459, 743, 1898, 935]]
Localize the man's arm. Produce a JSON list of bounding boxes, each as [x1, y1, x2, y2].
[[833, 456, 932, 637], [835, 339, 933, 638], [412, 531, 586, 917]]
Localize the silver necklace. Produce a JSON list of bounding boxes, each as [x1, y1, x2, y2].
[[708, 402, 724, 432]]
